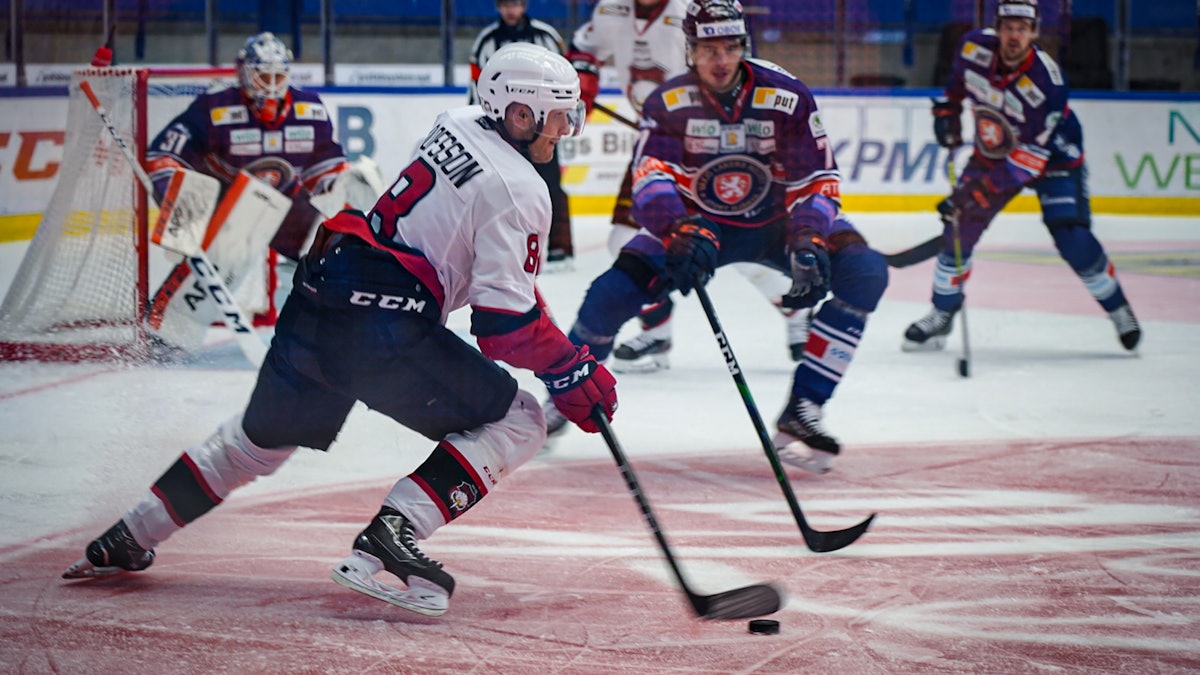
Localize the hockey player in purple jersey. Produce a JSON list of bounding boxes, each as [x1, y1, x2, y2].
[[62, 43, 618, 617], [145, 32, 349, 262], [903, 0, 1141, 352], [554, 0, 889, 473]]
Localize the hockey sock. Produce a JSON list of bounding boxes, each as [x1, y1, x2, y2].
[[384, 390, 543, 540], [792, 297, 869, 403], [125, 414, 296, 548]]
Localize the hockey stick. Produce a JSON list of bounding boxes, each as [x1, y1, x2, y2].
[[693, 284, 875, 553], [593, 102, 640, 131], [883, 234, 941, 268], [79, 79, 268, 367], [946, 157, 972, 378], [592, 407, 783, 620]]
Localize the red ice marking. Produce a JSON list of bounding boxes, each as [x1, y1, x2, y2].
[[8, 436, 1200, 672], [885, 246, 1200, 322]]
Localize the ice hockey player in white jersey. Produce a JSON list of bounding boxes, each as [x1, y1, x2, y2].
[[61, 43, 619, 618], [565, 0, 807, 377]]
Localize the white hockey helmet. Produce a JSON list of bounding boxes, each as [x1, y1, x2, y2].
[[477, 42, 586, 137], [996, 0, 1039, 31], [236, 32, 292, 109]]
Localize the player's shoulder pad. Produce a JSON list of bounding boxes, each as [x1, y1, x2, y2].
[[959, 28, 997, 68], [746, 57, 797, 80], [595, 0, 631, 18], [649, 73, 701, 114], [1034, 48, 1065, 87], [291, 89, 331, 122], [747, 61, 810, 117]]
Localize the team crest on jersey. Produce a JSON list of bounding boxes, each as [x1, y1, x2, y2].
[[293, 102, 329, 121], [751, 88, 798, 114], [692, 155, 771, 216], [210, 106, 249, 126], [1015, 75, 1046, 109], [448, 481, 480, 513], [242, 155, 298, 189], [662, 86, 701, 111], [973, 107, 1018, 160]]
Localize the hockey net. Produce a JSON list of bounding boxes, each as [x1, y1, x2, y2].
[[0, 66, 275, 362]]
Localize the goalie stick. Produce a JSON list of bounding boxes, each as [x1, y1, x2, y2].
[[78, 79, 268, 367], [592, 408, 783, 620], [694, 283, 876, 553]]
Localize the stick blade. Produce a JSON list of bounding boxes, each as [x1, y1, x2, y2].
[[803, 512, 876, 553], [696, 583, 783, 620]]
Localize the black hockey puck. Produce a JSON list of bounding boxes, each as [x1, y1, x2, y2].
[[748, 619, 780, 635]]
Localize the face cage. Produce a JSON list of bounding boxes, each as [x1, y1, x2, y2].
[[242, 63, 290, 103]]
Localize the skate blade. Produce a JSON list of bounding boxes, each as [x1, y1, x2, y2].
[[901, 335, 948, 352], [611, 353, 670, 374], [62, 556, 128, 580], [772, 433, 834, 475], [331, 551, 449, 617]]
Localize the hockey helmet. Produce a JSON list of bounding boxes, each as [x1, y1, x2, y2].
[[683, 0, 749, 45], [477, 42, 586, 137], [236, 32, 292, 110], [995, 0, 1039, 31]]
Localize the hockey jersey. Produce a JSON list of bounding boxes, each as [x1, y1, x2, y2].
[[945, 28, 1085, 195], [146, 86, 347, 199], [569, 0, 689, 114], [632, 59, 843, 238], [323, 106, 575, 374], [468, 15, 565, 104]]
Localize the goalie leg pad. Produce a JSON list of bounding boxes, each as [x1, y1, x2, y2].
[[383, 389, 544, 540]]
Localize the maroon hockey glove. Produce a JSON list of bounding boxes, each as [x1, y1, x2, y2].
[[664, 215, 721, 296], [539, 346, 617, 434], [932, 98, 963, 148], [783, 230, 832, 309], [939, 177, 993, 225]]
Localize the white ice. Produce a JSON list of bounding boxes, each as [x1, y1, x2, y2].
[[1, 212, 1198, 550]]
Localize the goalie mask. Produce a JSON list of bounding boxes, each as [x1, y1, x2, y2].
[[996, 0, 1040, 31], [477, 42, 586, 139], [237, 32, 292, 118]]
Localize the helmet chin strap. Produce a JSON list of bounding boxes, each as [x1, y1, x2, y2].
[[492, 115, 543, 160]]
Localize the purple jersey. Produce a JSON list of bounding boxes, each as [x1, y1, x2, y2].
[[946, 28, 1084, 194], [146, 86, 347, 198], [631, 58, 843, 239]]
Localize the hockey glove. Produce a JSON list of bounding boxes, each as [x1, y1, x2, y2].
[[938, 178, 992, 226], [539, 346, 618, 434], [783, 230, 832, 309], [664, 215, 721, 296], [932, 98, 963, 148]]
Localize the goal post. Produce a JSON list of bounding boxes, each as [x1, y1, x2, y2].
[[0, 65, 271, 363]]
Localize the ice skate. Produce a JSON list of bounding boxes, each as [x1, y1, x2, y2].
[[612, 331, 671, 373], [772, 396, 839, 474], [539, 397, 570, 454], [331, 506, 455, 616], [62, 519, 156, 579], [785, 308, 812, 362], [901, 304, 959, 352], [542, 250, 575, 274], [1109, 303, 1141, 351]]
